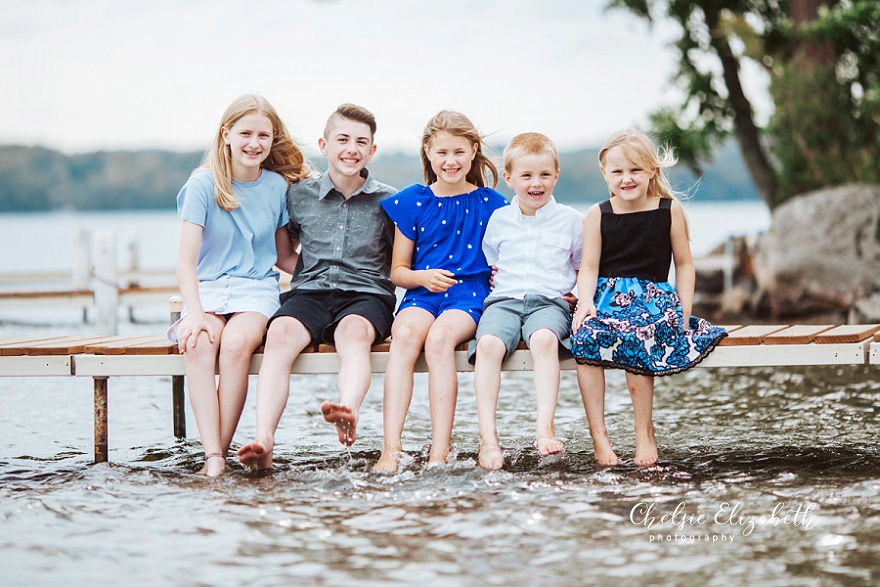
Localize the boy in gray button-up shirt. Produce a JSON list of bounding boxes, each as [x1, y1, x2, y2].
[[238, 104, 397, 469]]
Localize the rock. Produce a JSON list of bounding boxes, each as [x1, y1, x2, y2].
[[752, 184, 880, 318], [849, 292, 880, 324]]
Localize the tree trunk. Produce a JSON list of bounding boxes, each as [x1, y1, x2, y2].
[[704, 7, 782, 209], [791, 0, 837, 67]]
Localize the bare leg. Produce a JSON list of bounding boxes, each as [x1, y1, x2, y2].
[[216, 312, 268, 454], [183, 313, 227, 476], [529, 329, 564, 457], [576, 364, 618, 466], [237, 316, 311, 469], [323, 314, 377, 446], [373, 308, 434, 473], [626, 372, 657, 466], [473, 334, 506, 470], [424, 310, 477, 465]]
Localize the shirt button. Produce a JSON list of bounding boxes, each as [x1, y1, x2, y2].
[[335, 247, 341, 252], [339, 225, 344, 230]]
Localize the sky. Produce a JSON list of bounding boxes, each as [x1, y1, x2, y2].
[[0, 0, 770, 157]]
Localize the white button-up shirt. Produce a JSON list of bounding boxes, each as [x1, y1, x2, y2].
[[483, 196, 584, 302]]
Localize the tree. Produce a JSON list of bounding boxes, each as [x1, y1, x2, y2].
[[610, 0, 880, 209]]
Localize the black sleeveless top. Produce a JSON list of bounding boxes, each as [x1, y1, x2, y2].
[[598, 198, 672, 282]]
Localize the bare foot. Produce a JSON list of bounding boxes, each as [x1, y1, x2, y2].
[[428, 444, 451, 466], [478, 443, 504, 470], [201, 452, 226, 477], [237, 441, 274, 469], [321, 401, 358, 446], [533, 437, 564, 457], [594, 444, 619, 466], [634, 429, 658, 467], [373, 449, 402, 473], [591, 432, 619, 466]]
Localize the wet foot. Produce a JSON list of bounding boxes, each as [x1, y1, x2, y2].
[[427, 444, 451, 466], [373, 449, 402, 473], [594, 445, 619, 466], [634, 430, 658, 467], [591, 432, 619, 466], [321, 401, 357, 446], [477, 443, 504, 470], [533, 437, 564, 457], [237, 441, 273, 469], [201, 452, 226, 477]]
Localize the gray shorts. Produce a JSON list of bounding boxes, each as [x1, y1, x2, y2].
[[467, 295, 572, 365]]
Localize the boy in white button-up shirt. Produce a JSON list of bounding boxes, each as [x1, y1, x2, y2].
[[469, 133, 585, 470]]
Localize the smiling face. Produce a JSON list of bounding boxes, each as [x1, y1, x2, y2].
[[424, 131, 477, 192], [319, 117, 376, 181], [503, 151, 559, 216], [601, 145, 655, 209], [221, 112, 273, 182]]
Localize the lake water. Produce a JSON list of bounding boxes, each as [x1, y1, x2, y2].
[[1, 204, 879, 586]]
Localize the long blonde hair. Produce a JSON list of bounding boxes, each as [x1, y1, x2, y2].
[[201, 94, 309, 211], [599, 129, 689, 236], [420, 110, 498, 188]]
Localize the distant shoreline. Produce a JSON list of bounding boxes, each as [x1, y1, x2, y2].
[[0, 140, 761, 212]]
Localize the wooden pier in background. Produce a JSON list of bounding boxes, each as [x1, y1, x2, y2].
[[1, 322, 879, 463]]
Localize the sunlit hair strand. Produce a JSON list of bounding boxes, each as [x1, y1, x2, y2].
[[199, 94, 310, 211]]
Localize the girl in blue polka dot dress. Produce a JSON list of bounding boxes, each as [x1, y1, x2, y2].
[[374, 111, 508, 472]]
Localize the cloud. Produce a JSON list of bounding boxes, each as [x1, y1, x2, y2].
[[0, 0, 684, 155]]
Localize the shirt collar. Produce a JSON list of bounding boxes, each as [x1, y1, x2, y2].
[[512, 195, 558, 219], [317, 168, 377, 200]]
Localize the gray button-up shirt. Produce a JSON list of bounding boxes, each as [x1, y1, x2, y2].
[[287, 169, 396, 299]]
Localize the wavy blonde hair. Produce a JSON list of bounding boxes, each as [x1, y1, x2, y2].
[[200, 94, 309, 211], [599, 129, 689, 236], [420, 110, 498, 188]]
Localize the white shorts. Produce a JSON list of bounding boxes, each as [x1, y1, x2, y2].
[[166, 275, 281, 343]]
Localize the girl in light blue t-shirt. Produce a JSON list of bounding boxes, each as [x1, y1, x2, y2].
[[171, 95, 309, 476]]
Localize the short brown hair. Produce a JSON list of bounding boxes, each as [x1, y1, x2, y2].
[[324, 103, 377, 139]]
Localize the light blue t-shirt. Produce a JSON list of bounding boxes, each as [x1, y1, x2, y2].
[[177, 169, 290, 281]]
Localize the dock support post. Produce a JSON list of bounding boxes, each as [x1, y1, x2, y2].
[[122, 231, 139, 322], [94, 377, 108, 463], [93, 231, 118, 334], [73, 228, 91, 324], [169, 296, 186, 439]]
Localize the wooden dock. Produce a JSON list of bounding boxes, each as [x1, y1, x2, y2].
[[1, 323, 879, 464]]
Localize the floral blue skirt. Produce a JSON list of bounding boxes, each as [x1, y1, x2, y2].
[[570, 277, 727, 376]]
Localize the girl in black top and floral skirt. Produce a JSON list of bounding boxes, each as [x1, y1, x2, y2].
[[570, 129, 726, 467]]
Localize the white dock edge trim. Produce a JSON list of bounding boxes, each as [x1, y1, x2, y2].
[[69, 340, 874, 378], [0, 356, 72, 377]]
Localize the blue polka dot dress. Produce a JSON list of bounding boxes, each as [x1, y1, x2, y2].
[[381, 184, 509, 311]]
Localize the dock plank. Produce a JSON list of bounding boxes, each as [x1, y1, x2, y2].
[[764, 325, 835, 345], [0, 337, 71, 355], [21, 336, 151, 356], [84, 336, 176, 355], [814, 324, 880, 344], [718, 325, 789, 346], [716, 325, 743, 333]]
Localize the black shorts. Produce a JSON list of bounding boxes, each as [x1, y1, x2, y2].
[[271, 289, 395, 345]]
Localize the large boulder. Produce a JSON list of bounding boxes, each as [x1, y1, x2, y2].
[[752, 184, 880, 318]]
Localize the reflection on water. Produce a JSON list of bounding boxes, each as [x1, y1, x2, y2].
[[1, 343, 878, 585]]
